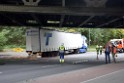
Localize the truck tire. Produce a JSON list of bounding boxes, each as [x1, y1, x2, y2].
[[42, 52, 46, 57], [42, 51, 58, 57], [51, 51, 59, 56], [73, 49, 80, 54]]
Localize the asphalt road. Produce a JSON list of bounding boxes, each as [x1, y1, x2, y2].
[[81, 69, 124, 83], [0, 52, 124, 83]]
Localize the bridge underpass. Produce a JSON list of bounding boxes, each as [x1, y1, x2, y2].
[[0, 0, 124, 28], [0, 1, 124, 83]]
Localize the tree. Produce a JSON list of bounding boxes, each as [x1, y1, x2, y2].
[[0, 29, 9, 50], [5, 27, 26, 45]]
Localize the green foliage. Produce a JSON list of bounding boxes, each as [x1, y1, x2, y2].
[[0, 29, 9, 50], [55, 28, 124, 46], [5, 27, 26, 45], [0, 26, 26, 51], [0, 26, 124, 51]]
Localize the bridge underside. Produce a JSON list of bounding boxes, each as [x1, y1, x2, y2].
[[0, 0, 124, 28]]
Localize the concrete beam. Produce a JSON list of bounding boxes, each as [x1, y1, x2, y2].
[[96, 18, 120, 27], [31, 14, 42, 25], [0, 13, 24, 26], [84, 0, 107, 7], [0, 5, 124, 16], [79, 16, 94, 27], [59, 15, 65, 27]]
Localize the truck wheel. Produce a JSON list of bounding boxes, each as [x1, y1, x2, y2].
[[42, 52, 46, 57], [74, 49, 79, 54], [52, 51, 59, 56]]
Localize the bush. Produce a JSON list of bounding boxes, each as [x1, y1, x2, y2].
[[0, 29, 8, 51]]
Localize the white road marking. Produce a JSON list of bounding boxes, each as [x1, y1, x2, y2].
[[73, 60, 89, 64], [80, 69, 124, 83], [42, 65, 58, 68]]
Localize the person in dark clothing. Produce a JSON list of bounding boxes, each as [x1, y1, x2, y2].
[[104, 42, 111, 64], [96, 45, 100, 60], [99, 45, 103, 55], [111, 44, 117, 63]]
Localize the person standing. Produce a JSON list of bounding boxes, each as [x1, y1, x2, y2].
[[111, 44, 117, 63], [104, 42, 111, 64], [59, 43, 65, 63], [99, 45, 103, 55], [96, 45, 100, 60]]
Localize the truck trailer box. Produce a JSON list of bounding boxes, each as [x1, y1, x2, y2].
[[26, 28, 87, 56]]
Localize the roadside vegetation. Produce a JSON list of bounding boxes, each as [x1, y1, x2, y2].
[[0, 26, 26, 51], [0, 26, 124, 51]]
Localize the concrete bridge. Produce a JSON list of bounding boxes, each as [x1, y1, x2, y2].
[[0, 0, 124, 28]]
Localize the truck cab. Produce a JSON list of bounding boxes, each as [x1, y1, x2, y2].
[[110, 39, 124, 53], [79, 35, 88, 53]]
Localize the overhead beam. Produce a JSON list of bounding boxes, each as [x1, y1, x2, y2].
[[0, 13, 24, 26], [96, 18, 120, 27], [79, 15, 94, 27], [84, 0, 107, 7], [59, 15, 65, 27], [114, 25, 123, 28], [31, 14, 42, 25], [0, 5, 124, 16]]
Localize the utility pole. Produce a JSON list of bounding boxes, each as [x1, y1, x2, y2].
[[89, 28, 90, 46]]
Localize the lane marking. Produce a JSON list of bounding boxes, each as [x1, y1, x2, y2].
[[42, 65, 58, 68], [80, 69, 124, 83], [73, 60, 89, 64]]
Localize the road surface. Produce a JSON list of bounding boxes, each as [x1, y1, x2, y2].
[[0, 52, 124, 83]]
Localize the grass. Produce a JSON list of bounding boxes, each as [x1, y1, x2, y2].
[[0, 44, 26, 52], [87, 45, 96, 52], [1, 44, 96, 52], [4, 45, 26, 49]]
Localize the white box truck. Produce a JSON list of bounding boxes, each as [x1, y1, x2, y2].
[[26, 28, 87, 57]]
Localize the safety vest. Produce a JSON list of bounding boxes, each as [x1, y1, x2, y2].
[[59, 45, 65, 53], [99, 46, 103, 50], [96, 45, 99, 50], [112, 46, 117, 54]]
